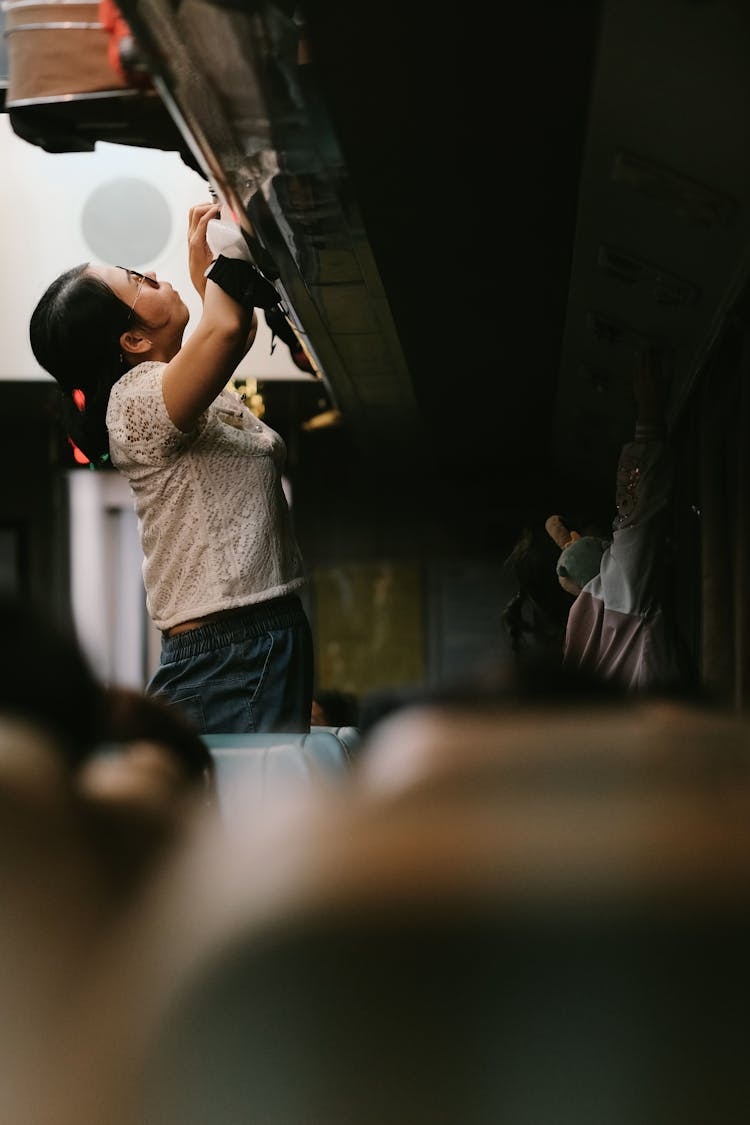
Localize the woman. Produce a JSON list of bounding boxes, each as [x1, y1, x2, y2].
[[30, 202, 313, 734]]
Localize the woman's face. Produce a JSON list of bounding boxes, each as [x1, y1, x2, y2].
[[87, 264, 190, 334]]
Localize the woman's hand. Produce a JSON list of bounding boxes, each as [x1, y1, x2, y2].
[[187, 201, 221, 300]]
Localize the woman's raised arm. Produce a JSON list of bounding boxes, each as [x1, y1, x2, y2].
[[162, 203, 256, 432]]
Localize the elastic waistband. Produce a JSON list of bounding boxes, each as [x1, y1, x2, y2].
[[160, 596, 307, 659]]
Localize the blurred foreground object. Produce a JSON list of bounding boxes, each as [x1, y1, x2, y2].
[[31, 696, 750, 1125]]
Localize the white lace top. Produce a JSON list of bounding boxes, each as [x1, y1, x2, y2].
[[106, 361, 306, 632]]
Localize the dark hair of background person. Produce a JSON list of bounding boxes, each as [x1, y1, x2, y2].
[[100, 685, 215, 789], [75, 687, 217, 909], [0, 593, 106, 769], [29, 264, 135, 465], [502, 519, 578, 662], [312, 688, 359, 727]]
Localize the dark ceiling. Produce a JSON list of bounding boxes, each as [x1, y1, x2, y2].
[[298, 0, 602, 473]]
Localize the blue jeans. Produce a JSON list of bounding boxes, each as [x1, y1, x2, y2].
[[147, 595, 314, 734]]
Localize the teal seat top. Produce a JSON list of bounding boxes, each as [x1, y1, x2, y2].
[[202, 730, 352, 825]]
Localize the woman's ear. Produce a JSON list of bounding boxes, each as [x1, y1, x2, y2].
[[119, 329, 152, 359]]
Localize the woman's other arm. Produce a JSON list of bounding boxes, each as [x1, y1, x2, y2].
[[188, 203, 258, 360], [162, 204, 255, 432]]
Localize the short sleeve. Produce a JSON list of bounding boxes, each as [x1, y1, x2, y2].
[[107, 361, 206, 467]]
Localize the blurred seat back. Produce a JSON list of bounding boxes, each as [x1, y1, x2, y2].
[[44, 700, 750, 1125], [132, 760, 750, 1125]]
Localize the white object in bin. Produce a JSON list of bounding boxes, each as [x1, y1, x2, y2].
[[206, 218, 253, 264]]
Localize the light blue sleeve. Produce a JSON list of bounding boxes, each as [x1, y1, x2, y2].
[[107, 361, 206, 468]]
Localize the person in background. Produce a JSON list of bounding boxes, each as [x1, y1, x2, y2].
[[77, 684, 216, 811], [311, 688, 359, 728], [502, 517, 577, 669], [545, 346, 692, 695], [75, 684, 218, 912], [30, 201, 313, 734]]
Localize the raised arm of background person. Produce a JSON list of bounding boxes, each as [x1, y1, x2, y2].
[[633, 344, 669, 431], [614, 346, 672, 535], [599, 347, 675, 615]]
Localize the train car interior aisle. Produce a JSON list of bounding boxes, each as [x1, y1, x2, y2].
[[3, 2, 750, 1122]]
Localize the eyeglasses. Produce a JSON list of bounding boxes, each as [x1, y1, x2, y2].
[[117, 267, 159, 319]]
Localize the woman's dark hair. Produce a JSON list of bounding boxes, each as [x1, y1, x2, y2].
[[29, 265, 134, 465]]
